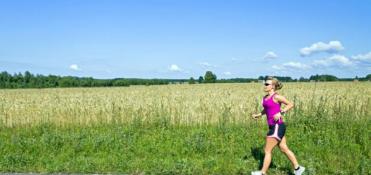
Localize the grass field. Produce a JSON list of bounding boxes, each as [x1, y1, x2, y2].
[[0, 82, 370, 174]]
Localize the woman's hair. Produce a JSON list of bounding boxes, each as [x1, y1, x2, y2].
[[266, 76, 283, 90]]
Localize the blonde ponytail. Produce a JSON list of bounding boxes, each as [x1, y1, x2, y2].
[[266, 76, 283, 90]]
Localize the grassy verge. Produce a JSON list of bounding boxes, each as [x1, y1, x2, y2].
[[0, 114, 369, 174]]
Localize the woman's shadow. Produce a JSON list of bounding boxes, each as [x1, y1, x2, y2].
[[250, 146, 294, 175]]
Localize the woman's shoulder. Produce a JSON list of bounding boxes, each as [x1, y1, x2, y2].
[[273, 93, 286, 101]]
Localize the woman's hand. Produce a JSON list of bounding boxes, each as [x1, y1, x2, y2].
[[252, 113, 262, 119], [273, 113, 282, 121]]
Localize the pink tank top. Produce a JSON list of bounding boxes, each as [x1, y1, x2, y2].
[[262, 93, 284, 126]]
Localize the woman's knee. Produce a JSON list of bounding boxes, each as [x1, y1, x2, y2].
[[264, 147, 273, 154], [279, 145, 289, 153]]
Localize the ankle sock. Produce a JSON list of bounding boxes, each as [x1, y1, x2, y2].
[[295, 166, 300, 171]]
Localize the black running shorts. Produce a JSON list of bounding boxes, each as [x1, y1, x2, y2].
[[267, 123, 286, 141]]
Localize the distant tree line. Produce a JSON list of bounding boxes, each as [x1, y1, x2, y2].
[[0, 70, 370, 89], [192, 72, 370, 83], [0, 71, 185, 89], [255, 74, 371, 82]]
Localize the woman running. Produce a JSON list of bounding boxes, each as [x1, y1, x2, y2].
[[251, 76, 305, 175]]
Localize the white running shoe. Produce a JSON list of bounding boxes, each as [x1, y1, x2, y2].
[[294, 166, 305, 175], [251, 171, 263, 175]]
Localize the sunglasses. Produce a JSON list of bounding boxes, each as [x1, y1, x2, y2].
[[264, 83, 272, 86]]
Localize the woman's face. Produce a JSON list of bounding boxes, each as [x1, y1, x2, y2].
[[264, 80, 274, 92]]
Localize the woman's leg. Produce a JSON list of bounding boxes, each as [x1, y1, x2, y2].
[[278, 136, 299, 169], [261, 137, 278, 174]]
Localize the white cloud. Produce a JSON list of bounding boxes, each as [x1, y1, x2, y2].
[[283, 62, 311, 69], [313, 55, 354, 67], [272, 62, 311, 71], [69, 64, 81, 71], [264, 51, 278, 59], [272, 65, 284, 70], [199, 62, 217, 68], [300, 41, 344, 56], [169, 64, 182, 72], [223, 71, 232, 75], [199, 62, 212, 67], [352, 52, 371, 61]]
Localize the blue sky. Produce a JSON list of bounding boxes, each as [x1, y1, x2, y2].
[[0, 0, 370, 79]]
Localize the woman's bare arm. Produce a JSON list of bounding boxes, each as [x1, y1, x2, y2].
[[274, 95, 294, 113], [252, 109, 266, 119]]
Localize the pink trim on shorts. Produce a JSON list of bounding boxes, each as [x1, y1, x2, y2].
[[267, 124, 282, 141]]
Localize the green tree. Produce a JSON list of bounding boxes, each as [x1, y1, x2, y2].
[[189, 77, 196, 84], [113, 80, 130, 87], [204, 71, 217, 83], [365, 74, 371, 81], [198, 76, 204, 83], [24, 71, 33, 84], [309, 74, 338, 81]]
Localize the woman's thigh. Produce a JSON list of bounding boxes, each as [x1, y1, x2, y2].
[[265, 137, 278, 152], [278, 136, 289, 151]]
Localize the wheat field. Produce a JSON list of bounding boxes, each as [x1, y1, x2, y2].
[[0, 82, 369, 127]]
